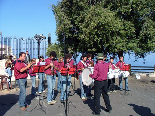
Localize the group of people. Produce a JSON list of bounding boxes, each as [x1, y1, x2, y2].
[[5, 51, 130, 115]]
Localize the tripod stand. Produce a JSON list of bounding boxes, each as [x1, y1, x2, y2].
[[61, 68, 76, 116]]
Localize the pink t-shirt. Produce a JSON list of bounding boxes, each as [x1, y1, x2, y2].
[[90, 61, 108, 81], [44, 58, 58, 75], [14, 60, 28, 79]]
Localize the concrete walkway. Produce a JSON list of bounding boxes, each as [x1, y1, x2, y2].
[[0, 76, 155, 116]]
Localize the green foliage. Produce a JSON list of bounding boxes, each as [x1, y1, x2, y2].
[[52, 0, 155, 57]]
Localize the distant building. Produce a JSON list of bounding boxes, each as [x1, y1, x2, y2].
[[0, 37, 48, 59]]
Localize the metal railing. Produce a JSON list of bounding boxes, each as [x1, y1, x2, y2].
[[131, 65, 155, 74]]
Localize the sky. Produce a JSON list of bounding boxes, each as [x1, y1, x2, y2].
[[0, 0, 58, 42], [0, 0, 155, 67]]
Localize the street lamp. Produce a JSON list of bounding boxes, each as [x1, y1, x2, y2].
[[0, 32, 2, 60], [34, 34, 46, 59]]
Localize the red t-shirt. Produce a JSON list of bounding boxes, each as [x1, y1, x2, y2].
[[14, 60, 28, 79]]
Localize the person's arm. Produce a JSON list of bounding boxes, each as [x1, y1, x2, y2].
[[20, 63, 32, 72], [89, 64, 98, 79]]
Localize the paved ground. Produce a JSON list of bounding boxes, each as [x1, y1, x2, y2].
[[0, 75, 155, 116]]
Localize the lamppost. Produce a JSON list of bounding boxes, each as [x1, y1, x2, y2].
[[34, 34, 46, 59], [0, 32, 2, 60]]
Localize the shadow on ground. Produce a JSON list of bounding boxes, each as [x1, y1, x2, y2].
[[0, 94, 18, 116], [128, 104, 155, 116]]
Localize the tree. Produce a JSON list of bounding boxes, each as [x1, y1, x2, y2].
[[52, 0, 155, 57]]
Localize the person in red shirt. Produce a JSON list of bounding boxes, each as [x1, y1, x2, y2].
[[57, 56, 64, 92], [90, 53, 112, 115], [37, 56, 46, 94], [107, 57, 116, 93], [115, 56, 129, 91], [44, 51, 58, 105], [86, 53, 94, 67], [29, 58, 37, 95], [14, 52, 32, 111], [77, 54, 89, 100]]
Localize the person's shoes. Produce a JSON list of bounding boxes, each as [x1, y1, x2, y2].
[[126, 89, 130, 91], [48, 100, 56, 105], [105, 107, 112, 113], [21, 107, 27, 111], [39, 92, 42, 94], [120, 89, 123, 91], [43, 90, 46, 93], [110, 91, 113, 93], [113, 90, 117, 92], [107, 92, 110, 95], [25, 105, 30, 108], [60, 100, 65, 103], [81, 97, 87, 100], [92, 112, 100, 115]]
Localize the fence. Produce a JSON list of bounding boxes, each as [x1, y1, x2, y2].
[[131, 65, 155, 74]]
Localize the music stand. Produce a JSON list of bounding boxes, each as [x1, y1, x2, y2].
[[30, 65, 46, 114], [61, 67, 76, 116]]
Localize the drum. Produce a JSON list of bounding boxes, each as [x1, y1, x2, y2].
[[122, 71, 130, 78], [107, 68, 114, 79], [81, 68, 93, 86]]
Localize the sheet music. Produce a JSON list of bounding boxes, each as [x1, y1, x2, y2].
[[40, 62, 46, 65]]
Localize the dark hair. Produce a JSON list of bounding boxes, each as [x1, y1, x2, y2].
[[68, 53, 72, 58], [81, 54, 87, 60], [119, 56, 124, 58], [65, 54, 69, 59], [110, 57, 114, 59], [87, 53, 92, 58], [50, 51, 57, 58], [19, 52, 25, 57], [39, 56, 44, 59], [26, 51, 28, 52]]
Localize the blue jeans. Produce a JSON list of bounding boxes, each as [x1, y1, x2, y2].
[[60, 75, 71, 100], [46, 74, 56, 103], [16, 78, 27, 107], [38, 73, 45, 92], [79, 74, 86, 98], [57, 71, 62, 91], [5, 67, 12, 77], [119, 76, 129, 90], [30, 76, 36, 94]]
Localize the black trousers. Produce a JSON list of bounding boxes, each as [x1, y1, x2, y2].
[[108, 78, 115, 91], [94, 80, 111, 114]]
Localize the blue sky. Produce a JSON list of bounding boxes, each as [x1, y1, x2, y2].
[[0, 0, 58, 42]]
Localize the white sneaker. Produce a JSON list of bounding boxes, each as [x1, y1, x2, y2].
[[39, 92, 42, 94], [43, 90, 45, 93], [82, 97, 86, 100], [48, 100, 56, 105]]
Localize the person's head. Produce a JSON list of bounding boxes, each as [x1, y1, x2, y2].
[[87, 53, 92, 61], [8, 55, 13, 60], [97, 53, 103, 61], [81, 54, 87, 62], [65, 54, 70, 63], [30, 58, 36, 64], [110, 57, 114, 63], [119, 56, 124, 62], [26, 51, 28, 54], [58, 56, 63, 63], [50, 51, 57, 59], [19, 52, 26, 61], [68, 53, 72, 59], [39, 56, 44, 62]]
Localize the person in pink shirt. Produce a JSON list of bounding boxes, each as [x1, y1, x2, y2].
[[14, 52, 32, 111], [107, 57, 116, 93], [89, 53, 112, 115], [44, 51, 58, 105], [86, 53, 94, 67], [29, 58, 37, 95], [57, 56, 64, 92], [115, 56, 129, 91], [37, 56, 46, 94], [77, 54, 89, 100]]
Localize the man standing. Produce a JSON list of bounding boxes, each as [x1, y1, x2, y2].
[[44, 51, 58, 105], [25, 51, 30, 64], [14, 52, 32, 111], [90, 53, 112, 115]]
